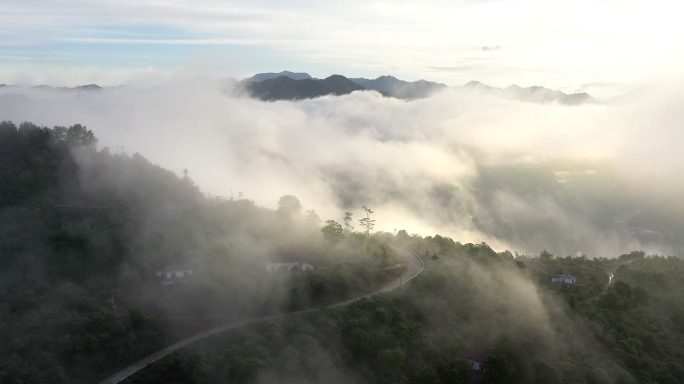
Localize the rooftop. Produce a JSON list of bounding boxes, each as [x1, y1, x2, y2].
[[465, 349, 487, 363]]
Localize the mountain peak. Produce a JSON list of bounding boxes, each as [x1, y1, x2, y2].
[[461, 81, 597, 105], [241, 74, 365, 101], [244, 71, 313, 83], [349, 75, 446, 99]]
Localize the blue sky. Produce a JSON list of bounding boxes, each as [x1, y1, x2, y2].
[[1, 0, 682, 98]]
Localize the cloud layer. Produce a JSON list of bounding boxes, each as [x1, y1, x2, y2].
[[1, 81, 683, 257]]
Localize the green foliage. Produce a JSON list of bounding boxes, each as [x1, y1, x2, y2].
[[3, 121, 683, 384], [435, 358, 472, 384], [276, 195, 302, 219], [577, 256, 684, 384], [130, 244, 670, 384], [485, 355, 511, 384], [321, 220, 345, 248], [343, 212, 354, 232], [358, 205, 376, 235], [0, 121, 405, 383]]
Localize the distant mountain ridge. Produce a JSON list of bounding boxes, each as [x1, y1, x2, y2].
[[241, 75, 367, 101], [243, 71, 313, 83], [2, 72, 608, 105], [31, 84, 103, 92], [460, 81, 597, 105], [349, 75, 447, 99]]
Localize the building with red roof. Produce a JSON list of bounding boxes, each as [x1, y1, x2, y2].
[[465, 349, 487, 372]]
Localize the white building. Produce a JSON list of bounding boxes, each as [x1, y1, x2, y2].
[[266, 262, 314, 272], [465, 349, 487, 372], [552, 275, 576, 284], [156, 265, 194, 284]]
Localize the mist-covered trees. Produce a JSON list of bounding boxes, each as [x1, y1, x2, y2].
[[358, 205, 375, 235], [539, 249, 553, 259], [126, 238, 680, 384], [277, 195, 302, 219], [3, 120, 684, 384], [343, 212, 354, 232], [321, 220, 344, 247], [0, 121, 407, 384]]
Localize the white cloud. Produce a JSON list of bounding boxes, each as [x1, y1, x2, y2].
[[1, 0, 683, 96], [1, 80, 683, 256]]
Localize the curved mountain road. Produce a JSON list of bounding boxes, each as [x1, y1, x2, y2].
[[97, 246, 424, 384]]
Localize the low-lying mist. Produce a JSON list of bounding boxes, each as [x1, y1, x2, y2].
[[1, 80, 683, 257]]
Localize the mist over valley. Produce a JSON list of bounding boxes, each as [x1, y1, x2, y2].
[[1, 72, 680, 257], [2, 1, 684, 382]]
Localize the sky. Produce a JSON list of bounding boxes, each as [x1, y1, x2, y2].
[[2, 0, 683, 99]]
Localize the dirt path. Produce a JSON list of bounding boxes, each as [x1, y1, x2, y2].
[[96, 246, 423, 384]]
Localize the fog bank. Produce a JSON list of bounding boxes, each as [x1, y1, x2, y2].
[[1, 81, 683, 257]]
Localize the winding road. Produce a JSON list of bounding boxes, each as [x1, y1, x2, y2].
[[601, 260, 633, 295], [97, 246, 424, 384]]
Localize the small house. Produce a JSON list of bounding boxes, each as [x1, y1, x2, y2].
[[465, 349, 487, 372], [266, 262, 314, 272], [105, 293, 116, 310], [156, 265, 193, 284], [552, 275, 576, 284]]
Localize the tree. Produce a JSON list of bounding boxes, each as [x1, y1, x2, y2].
[[358, 205, 376, 235], [306, 209, 321, 224], [343, 212, 354, 233], [417, 367, 440, 384], [633, 286, 650, 304], [486, 355, 512, 384], [277, 195, 302, 220], [321, 220, 345, 248], [540, 249, 553, 259], [65, 124, 98, 149], [182, 168, 194, 185], [614, 280, 632, 299], [182, 350, 212, 383], [377, 348, 406, 369], [436, 358, 473, 384]]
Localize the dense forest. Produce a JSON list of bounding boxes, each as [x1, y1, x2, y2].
[[0, 121, 397, 383], [1, 121, 682, 384], [121, 242, 684, 384]]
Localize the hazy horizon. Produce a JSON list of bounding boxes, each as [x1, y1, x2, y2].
[[4, 0, 684, 99]]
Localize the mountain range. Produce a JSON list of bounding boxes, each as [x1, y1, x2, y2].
[[241, 74, 366, 101], [240, 71, 597, 105], [243, 71, 313, 83], [460, 81, 596, 106], [1, 71, 604, 105], [349, 75, 447, 99]]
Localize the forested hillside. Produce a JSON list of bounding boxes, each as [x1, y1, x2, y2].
[[0, 121, 398, 384], [123, 238, 684, 384], [1, 121, 682, 384]]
